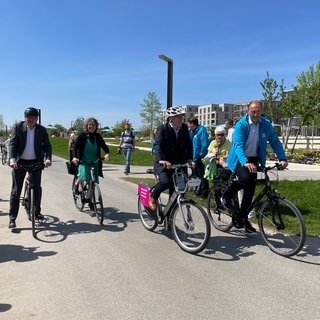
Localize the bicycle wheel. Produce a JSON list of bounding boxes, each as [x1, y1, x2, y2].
[[207, 189, 233, 231], [30, 188, 36, 238], [73, 178, 85, 211], [259, 198, 306, 257], [137, 196, 158, 231], [92, 183, 104, 225], [22, 184, 31, 219], [171, 201, 211, 254], [2, 149, 7, 165]]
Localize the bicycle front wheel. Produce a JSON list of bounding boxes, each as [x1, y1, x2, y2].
[[207, 189, 233, 231], [259, 198, 306, 257], [137, 196, 158, 231], [92, 183, 104, 225], [73, 178, 85, 211], [171, 201, 211, 254]]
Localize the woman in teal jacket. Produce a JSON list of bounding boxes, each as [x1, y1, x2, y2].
[[223, 100, 288, 233]]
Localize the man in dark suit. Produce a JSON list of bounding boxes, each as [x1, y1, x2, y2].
[[8, 107, 52, 228], [149, 106, 193, 211]]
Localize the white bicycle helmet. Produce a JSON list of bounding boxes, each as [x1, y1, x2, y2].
[[166, 106, 185, 118]]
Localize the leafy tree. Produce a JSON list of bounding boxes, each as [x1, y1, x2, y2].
[[260, 71, 286, 123], [72, 117, 85, 133], [139, 91, 162, 137]]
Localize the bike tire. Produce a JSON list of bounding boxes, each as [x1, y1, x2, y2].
[[22, 184, 31, 219], [30, 188, 36, 238], [92, 183, 104, 225], [137, 196, 158, 231], [207, 189, 233, 231], [1, 149, 7, 165], [72, 177, 85, 211], [171, 201, 211, 254], [259, 197, 306, 257]]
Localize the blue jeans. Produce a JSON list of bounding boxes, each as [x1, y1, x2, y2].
[[123, 146, 133, 172]]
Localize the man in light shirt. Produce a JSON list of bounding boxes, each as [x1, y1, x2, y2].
[[8, 107, 52, 228]]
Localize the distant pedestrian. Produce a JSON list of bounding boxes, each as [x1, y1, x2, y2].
[[225, 119, 234, 142], [119, 123, 135, 175]]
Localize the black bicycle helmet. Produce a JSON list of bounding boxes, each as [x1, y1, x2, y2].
[[24, 107, 39, 117]]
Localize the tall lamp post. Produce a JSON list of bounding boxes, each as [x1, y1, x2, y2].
[[159, 54, 173, 109]]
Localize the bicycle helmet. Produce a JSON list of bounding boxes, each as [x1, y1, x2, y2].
[[24, 107, 39, 117], [166, 106, 185, 118], [215, 125, 227, 135]]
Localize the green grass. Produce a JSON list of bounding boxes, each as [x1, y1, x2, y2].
[[51, 137, 320, 237]]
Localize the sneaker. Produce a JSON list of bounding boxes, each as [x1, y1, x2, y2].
[[124, 170, 128, 175], [9, 219, 16, 228], [149, 196, 157, 211], [248, 210, 256, 219], [245, 220, 257, 233], [221, 196, 234, 211]]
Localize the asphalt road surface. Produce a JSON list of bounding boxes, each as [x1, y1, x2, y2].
[[0, 157, 320, 320]]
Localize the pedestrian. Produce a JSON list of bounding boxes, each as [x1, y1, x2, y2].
[[119, 123, 135, 174], [225, 119, 234, 142], [187, 116, 209, 199], [68, 132, 77, 163], [149, 106, 194, 212], [221, 100, 288, 233], [8, 107, 52, 229], [150, 128, 157, 154]]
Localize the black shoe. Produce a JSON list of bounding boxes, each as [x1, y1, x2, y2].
[[245, 220, 257, 233], [232, 215, 244, 229], [36, 213, 45, 220], [9, 220, 16, 228], [221, 196, 234, 211]]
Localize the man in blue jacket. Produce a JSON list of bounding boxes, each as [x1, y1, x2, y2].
[[188, 116, 209, 198], [222, 100, 288, 233]]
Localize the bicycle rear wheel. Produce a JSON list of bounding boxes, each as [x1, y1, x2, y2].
[[92, 183, 104, 225], [137, 196, 158, 231], [207, 189, 233, 231], [259, 198, 306, 257], [171, 201, 211, 254], [72, 178, 85, 211]]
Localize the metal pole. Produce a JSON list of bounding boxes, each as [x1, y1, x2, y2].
[[159, 54, 173, 109]]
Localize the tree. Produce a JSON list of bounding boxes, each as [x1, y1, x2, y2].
[[260, 71, 286, 123], [139, 91, 162, 137], [72, 117, 85, 133]]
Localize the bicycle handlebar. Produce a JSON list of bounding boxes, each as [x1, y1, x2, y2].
[[259, 162, 287, 173], [79, 157, 104, 166], [17, 162, 45, 171]]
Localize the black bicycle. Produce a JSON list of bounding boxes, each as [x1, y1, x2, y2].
[[138, 164, 211, 254], [72, 158, 104, 225], [207, 163, 306, 257], [20, 162, 45, 238]]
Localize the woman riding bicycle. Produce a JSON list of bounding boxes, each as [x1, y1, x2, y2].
[[72, 117, 110, 195]]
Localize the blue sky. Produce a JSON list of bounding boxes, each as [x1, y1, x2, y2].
[[0, 0, 320, 130]]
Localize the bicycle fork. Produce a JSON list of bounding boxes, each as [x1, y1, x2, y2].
[[176, 196, 195, 231]]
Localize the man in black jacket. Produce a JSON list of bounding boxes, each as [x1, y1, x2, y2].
[[149, 106, 193, 211], [8, 107, 52, 228]]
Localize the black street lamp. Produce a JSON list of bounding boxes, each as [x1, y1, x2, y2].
[[159, 54, 173, 109]]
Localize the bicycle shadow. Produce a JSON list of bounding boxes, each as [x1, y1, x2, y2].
[[25, 208, 140, 243], [288, 236, 320, 265]]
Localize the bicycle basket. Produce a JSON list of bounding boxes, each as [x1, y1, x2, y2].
[[173, 172, 188, 192], [187, 177, 201, 188], [138, 183, 151, 207]]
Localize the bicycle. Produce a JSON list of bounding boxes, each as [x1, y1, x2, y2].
[[72, 158, 104, 225], [19, 162, 45, 238], [207, 163, 306, 257], [137, 164, 211, 254]]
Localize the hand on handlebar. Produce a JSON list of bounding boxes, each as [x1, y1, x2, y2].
[[159, 160, 172, 169]]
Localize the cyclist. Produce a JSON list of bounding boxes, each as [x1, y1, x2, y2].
[[221, 100, 288, 233], [72, 117, 110, 201], [8, 107, 52, 229], [149, 106, 194, 211]]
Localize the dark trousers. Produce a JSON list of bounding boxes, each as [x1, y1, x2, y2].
[[151, 169, 175, 200], [223, 161, 258, 218], [9, 160, 42, 220], [192, 158, 209, 198]]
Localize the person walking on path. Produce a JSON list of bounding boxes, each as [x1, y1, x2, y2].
[[187, 116, 209, 199], [119, 123, 135, 175]]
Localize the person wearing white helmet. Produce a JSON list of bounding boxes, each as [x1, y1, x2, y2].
[[149, 106, 193, 214]]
